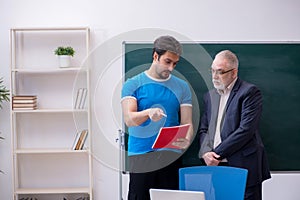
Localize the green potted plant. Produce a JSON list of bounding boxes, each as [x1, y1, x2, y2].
[[0, 77, 9, 174], [54, 46, 75, 68], [0, 77, 9, 109]]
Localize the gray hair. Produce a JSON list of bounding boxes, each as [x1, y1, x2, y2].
[[215, 50, 239, 69]]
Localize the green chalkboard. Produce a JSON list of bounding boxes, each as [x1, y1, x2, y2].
[[123, 42, 300, 171]]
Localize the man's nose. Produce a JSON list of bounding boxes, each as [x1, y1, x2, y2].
[[168, 64, 176, 71]]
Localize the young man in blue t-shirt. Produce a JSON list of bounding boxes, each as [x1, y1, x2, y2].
[[121, 35, 193, 200]]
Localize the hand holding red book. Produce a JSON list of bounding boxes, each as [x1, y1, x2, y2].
[[152, 124, 191, 149]]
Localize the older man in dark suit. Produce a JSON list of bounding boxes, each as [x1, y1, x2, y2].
[[198, 50, 271, 200]]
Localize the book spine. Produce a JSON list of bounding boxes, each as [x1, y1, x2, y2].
[[12, 99, 37, 104], [74, 88, 83, 109], [12, 103, 37, 107], [72, 131, 81, 150], [12, 107, 37, 110], [12, 95, 37, 100], [78, 130, 88, 150], [75, 129, 88, 150], [79, 88, 87, 109]]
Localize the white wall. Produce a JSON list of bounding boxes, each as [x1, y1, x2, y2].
[[0, 0, 299, 199]]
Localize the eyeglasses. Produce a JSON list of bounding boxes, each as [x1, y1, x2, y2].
[[209, 68, 235, 75]]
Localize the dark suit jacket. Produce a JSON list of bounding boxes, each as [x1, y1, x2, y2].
[[199, 78, 271, 186]]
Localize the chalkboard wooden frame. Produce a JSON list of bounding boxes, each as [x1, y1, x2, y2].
[[122, 42, 300, 172]]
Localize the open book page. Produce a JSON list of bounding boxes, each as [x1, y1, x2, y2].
[[152, 124, 190, 149]]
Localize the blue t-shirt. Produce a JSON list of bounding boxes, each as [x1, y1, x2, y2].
[[121, 71, 192, 156]]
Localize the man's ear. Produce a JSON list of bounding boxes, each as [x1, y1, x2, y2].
[[153, 52, 159, 62], [232, 68, 238, 79]]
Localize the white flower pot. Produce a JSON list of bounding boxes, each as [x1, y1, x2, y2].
[[58, 55, 71, 68]]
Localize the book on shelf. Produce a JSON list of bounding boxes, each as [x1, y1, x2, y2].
[[13, 104, 37, 110], [74, 88, 83, 109], [152, 124, 191, 149], [77, 129, 88, 150], [79, 88, 87, 109], [74, 88, 87, 109], [12, 106, 37, 110], [12, 103, 37, 107], [12, 95, 37, 100], [12, 107, 37, 110], [72, 129, 88, 150], [12, 99, 37, 104], [72, 131, 81, 150]]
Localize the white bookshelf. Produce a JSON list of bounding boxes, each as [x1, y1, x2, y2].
[[10, 27, 92, 200]]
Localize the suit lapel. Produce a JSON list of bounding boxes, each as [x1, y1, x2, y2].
[[225, 78, 241, 111], [220, 78, 242, 133]]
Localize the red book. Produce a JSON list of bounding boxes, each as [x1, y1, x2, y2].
[[152, 124, 190, 149]]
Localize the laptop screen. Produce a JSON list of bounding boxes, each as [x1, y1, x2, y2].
[[150, 188, 205, 200]]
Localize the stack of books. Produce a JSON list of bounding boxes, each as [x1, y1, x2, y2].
[[72, 129, 88, 150], [12, 95, 37, 110]]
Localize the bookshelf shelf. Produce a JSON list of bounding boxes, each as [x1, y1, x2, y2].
[[16, 187, 90, 194], [15, 149, 89, 154], [11, 67, 87, 74], [12, 109, 88, 113], [12, 27, 89, 31], [10, 27, 92, 200]]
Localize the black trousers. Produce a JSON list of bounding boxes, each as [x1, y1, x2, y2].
[[127, 151, 182, 200], [244, 183, 262, 200]]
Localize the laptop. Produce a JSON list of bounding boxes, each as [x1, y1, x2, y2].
[[150, 188, 205, 200]]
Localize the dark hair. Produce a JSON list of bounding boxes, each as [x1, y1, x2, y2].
[[152, 48, 167, 60]]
